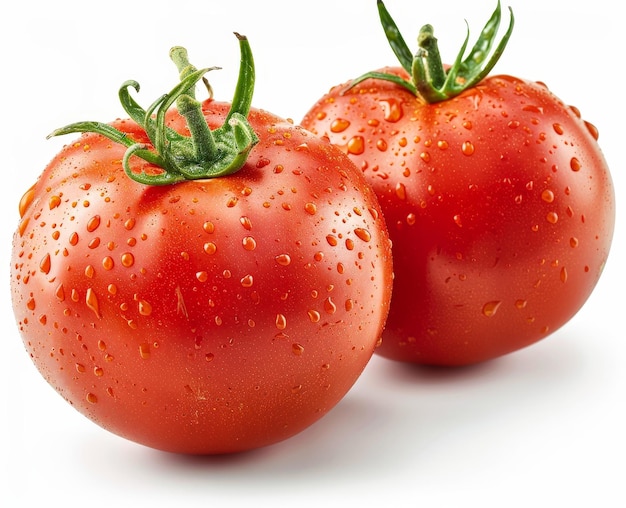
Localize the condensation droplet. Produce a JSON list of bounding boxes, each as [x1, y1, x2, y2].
[[240, 216, 252, 230], [49, 195, 62, 210], [326, 235, 338, 247], [102, 256, 114, 270], [304, 202, 317, 215], [138, 300, 152, 316], [570, 237, 579, 248], [275, 254, 292, 266], [482, 300, 502, 317], [395, 182, 407, 200], [121, 252, 135, 267], [40, 253, 51, 274], [546, 211, 559, 224], [541, 189, 555, 203], [240, 274, 254, 288], [86, 393, 98, 404], [139, 343, 151, 359], [86, 288, 100, 318], [323, 296, 337, 314], [242, 236, 257, 251], [354, 228, 371, 242], [560, 267, 568, 283], [308, 310, 321, 323], [570, 157, 582, 172], [462, 141, 475, 156], [330, 118, 350, 132], [276, 313, 287, 330], [553, 123, 564, 135], [380, 98, 403, 122], [347, 136, 365, 155], [203, 221, 215, 234], [292, 343, 305, 356], [87, 215, 101, 232], [203, 242, 217, 255]]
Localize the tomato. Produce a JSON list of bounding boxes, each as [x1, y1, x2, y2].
[[10, 36, 393, 454], [301, 2, 615, 366]]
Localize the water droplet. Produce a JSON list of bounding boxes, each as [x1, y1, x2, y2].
[[286, 383, 303, 396], [75, 363, 86, 373], [18, 184, 36, 218], [347, 136, 365, 155], [308, 310, 321, 323], [326, 235, 338, 247], [462, 141, 475, 156], [276, 314, 287, 330], [86, 393, 98, 404], [84, 264, 95, 278], [102, 256, 114, 270], [584, 121, 599, 140], [323, 297, 337, 314], [203, 242, 217, 255], [242, 236, 257, 251], [275, 254, 292, 266], [553, 123, 564, 135], [570, 237, 579, 248], [87, 215, 101, 232], [121, 252, 135, 267], [292, 343, 304, 356], [240, 274, 254, 288], [345, 299, 354, 312], [139, 343, 151, 359], [304, 202, 317, 215], [330, 118, 350, 133], [376, 139, 388, 151], [546, 211, 559, 224], [380, 98, 403, 122], [354, 228, 371, 242], [515, 299, 527, 309], [69, 232, 79, 246], [86, 288, 101, 318], [570, 157, 581, 172], [453, 214, 463, 227], [541, 189, 555, 203], [437, 140, 449, 150], [203, 221, 215, 234], [240, 216, 252, 230], [205, 352, 215, 362], [196, 271, 208, 282], [49, 195, 62, 210], [39, 253, 51, 274], [138, 300, 152, 316], [395, 182, 407, 200], [482, 300, 502, 317], [55, 283, 65, 301]]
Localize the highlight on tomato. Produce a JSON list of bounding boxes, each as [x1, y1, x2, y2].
[[301, 1, 615, 366], [10, 34, 393, 454]]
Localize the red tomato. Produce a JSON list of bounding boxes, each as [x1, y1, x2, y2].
[[10, 37, 393, 454], [301, 3, 615, 366]]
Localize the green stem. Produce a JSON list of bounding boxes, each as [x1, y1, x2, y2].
[[345, 1, 514, 103], [48, 33, 259, 185]]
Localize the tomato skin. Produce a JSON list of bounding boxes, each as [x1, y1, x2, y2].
[[11, 101, 393, 454], [302, 68, 615, 366]]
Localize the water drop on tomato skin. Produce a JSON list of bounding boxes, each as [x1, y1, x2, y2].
[[482, 301, 502, 317]]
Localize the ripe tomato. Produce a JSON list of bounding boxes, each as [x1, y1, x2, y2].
[[301, 2, 615, 366], [10, 36, 393, 454]]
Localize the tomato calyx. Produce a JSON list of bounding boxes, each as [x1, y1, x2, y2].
[[345, 0, 514, 103], [48, 33, 259, 185]]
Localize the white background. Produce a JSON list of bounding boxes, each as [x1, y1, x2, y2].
[[1, 1, 623, 506]]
